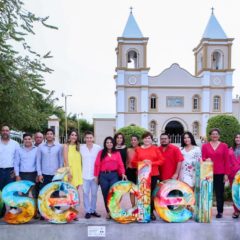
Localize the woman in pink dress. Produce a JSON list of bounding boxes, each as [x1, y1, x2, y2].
[[202, 128, 229, 218], [228, 133, 240, 218]]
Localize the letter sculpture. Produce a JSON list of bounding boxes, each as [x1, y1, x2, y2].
[[107, 161, 151, 223], [232, 170, 240, 210], [107, 180, 139, 223], [137, 161, 151, 222], [2, 180, 36, 224], [154, 180, 195, 223], [38, 167, 79, 223], [194, 161, 213, 223]]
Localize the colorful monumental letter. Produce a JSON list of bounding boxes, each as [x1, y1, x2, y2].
[[194, 161, 213, 223], [107, 161, 152, 224], [154, 180, 195, 223], [38, 167, 79, 223], [2, 180, 36, 224], [232, 170, 240, 210], [38, 181, 79, 223], [137, 161, 152, 223], [107, 181, 139, 224]]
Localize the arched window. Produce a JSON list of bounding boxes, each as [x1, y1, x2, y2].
[[127, 50, 138, 68], [193, 95, 200, 111], [150, 94, 157, 110], [129, 97, 136, 112], [212, 51, 223, 70], [213, 96, 221, 111], [192, 122, 199, 138], [150, 121, 157, 136]]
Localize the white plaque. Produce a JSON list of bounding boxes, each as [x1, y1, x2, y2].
[[88, 226, 106, 237]]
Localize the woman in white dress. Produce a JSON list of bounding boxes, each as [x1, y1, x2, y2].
[[179, 131, 201, 189]]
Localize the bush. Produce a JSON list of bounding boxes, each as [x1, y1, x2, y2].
[[117, 125, 147, 147], [206, 115, 240, 147], [224, 185, 232, 201]]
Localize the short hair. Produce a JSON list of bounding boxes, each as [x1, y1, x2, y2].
[[142, 131, 153, 140], [45, 128, 55, 135], [160, 132, 170, 139], [84, 131, 94, 137], [23, 133, 32, 139], [1, 125, 10, 131], [209, 128, 220, 135], [131, 134, 139, 141], [114, 132, 125, 145]]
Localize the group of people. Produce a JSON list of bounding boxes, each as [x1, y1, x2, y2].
[[0, 125, 240, 222]]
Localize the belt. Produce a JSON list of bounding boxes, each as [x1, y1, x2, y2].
[[0, 167, 14, 170], [101, 170, 117, 174]]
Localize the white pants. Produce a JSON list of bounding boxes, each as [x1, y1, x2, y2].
[[83, 178, 98, 214]]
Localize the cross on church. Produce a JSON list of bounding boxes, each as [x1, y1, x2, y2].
[[130, 6, 133, 14], [211, 7, 214, 15]]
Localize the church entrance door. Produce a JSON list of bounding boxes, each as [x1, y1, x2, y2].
[[165, 121, 184, 144]]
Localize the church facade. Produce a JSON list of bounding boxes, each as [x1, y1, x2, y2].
[[94, 10, 240, 146]]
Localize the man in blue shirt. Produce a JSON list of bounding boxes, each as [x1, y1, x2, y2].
[[14, 133, 38, 198], [37, 128, 63, 190]]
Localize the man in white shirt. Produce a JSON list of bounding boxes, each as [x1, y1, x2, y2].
[[0, 126, 20, 216], [0, 126, 20, 190], [80, 131, 101, 219]]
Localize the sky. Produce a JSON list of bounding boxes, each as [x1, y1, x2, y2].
[[23, 0, 240, 121]]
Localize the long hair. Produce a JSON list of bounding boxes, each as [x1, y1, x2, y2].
[[181, 131, 197, 148], [101, 136, 116, 161], [67, 130, 80, 151], [233, 133, 240, 150], [114, 132, 125, 146]]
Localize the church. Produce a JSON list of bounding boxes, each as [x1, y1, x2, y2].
[[93, 9, 240, 146]]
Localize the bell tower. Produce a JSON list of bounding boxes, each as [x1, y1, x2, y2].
[[193, 8, 234, 136], [115, 8, 150, 129]]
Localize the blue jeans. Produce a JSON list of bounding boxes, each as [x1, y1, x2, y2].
[[0, 168, 15, 217], [0, 168, 15, 191], [99, 172, 119, 212], [83, 179, 98, 214]]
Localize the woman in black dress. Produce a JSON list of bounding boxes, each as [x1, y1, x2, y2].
[[114, 132, 127, 170]]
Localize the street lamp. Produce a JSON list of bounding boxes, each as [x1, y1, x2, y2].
[[62, 93, 72, 141], [77, 112, 83, 137]]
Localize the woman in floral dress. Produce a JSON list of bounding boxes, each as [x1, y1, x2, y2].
[[179, 131, 201, 189]]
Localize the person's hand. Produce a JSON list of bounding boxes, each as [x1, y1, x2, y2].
[[206, 158, 212, 162], [38, 175, 44, 183], [35, 176, 39, 183], [224, 174, 229, 183], [94, 177, 98, 184], [16, 176, 21, 181], [143, 160, 152, 165], [68, 174, 72, 182], [122, 174, 127, 181], [171, 173, 178, 180]]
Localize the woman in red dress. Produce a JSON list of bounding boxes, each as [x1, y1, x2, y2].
[[202, 128, 229, 218], [228, 133, 240, 218], [131, 131, 164, 220]]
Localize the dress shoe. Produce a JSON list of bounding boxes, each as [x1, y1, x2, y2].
[[216, 213, 222, 218], [85, 213, 91, 219], [91, 211, 101, 217]]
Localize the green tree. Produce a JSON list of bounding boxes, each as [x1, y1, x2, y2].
[[117, 125, 147, 147], [206, 115, 240, 147], [0, 0, 58, 131], [59, 113, 93, 143]]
